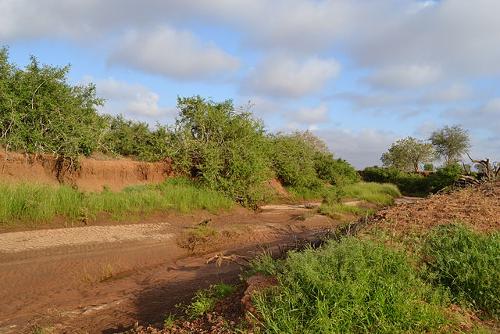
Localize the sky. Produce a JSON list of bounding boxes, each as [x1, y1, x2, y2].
[[1, 0, 499, 168]]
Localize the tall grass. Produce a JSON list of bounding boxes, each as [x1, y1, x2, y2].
[[288, 182, 401, 205], [252, 238, 448, 333], [0, 178, 233, 226], [422, 225, 500, 318], [341, 182, 401, 205]]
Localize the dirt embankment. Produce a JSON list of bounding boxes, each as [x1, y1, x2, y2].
[[0, 151, 172, 191]]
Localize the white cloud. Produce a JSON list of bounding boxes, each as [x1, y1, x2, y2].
[[315, 128, 397, 168], [293, 104, 329, 125], [419, 83, 473, 104], [350, 0, 500, 77], [243, 56, 340, 98], [90, 77, 174, 117], [364, 64, 442, 90], [108, 26, 239, 81], [445, 98, 500, 132]]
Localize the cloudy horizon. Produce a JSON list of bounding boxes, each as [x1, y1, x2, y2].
[[1, 0, 499, 167]]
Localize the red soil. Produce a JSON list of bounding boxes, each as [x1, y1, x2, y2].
[[0, 151, 172, 191]]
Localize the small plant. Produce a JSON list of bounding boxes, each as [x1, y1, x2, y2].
[[211, 282, 237, 299], [422, 225, 500, 318], [185, 290, 216, 319], [163, 314, 177, 329], [183, 283, 236, 319]]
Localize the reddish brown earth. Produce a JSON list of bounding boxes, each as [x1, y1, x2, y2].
[[0, 151, 171, 191], [367, 181, 500, 236], [127, 184, 500, 334], [0, 203, 336, 334]]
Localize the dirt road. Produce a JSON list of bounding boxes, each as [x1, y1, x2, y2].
[[0, 203, 336, 334]]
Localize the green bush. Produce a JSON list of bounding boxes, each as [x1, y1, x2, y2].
[[422, 225, 500, 318], [314, 153, 360, 186], [362, 165, 465, 195], [362, 166, 429, 195], [170, 96, 272, 206], [252, 238, 448, 333], [342, 182, 400, 205], [101, 115, 172, 162], [427, 163, 462, 192], [270, 133, 321, 188], [0, 47, 105, 162]]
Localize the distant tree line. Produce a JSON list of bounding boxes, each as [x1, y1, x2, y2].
[[362, 125, 498, 195], [381, 126, 470, 173], [0, 48, 359, 205]]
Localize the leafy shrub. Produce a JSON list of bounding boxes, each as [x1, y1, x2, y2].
[[252, 238, 448, 333], [101, 115, 172, 162], [362, 166, 429, 195], [314, 153, 360, 186], [422, 225, 500, 318], [270, 133, 321, 188], [0, 48, 105, 162], [361, 166, 402, 183], [170, 96, 272, 206], [427, 163, 462, 192], [362, 165, 464, 195]]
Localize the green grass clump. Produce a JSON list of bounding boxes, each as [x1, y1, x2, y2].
[[341, 182, 401, 205], [286, 184, 328, 201], [184, 283, 236, 319], [317, 203, 373, 220], [422, 225, 500, 318], [252, 238, 448, 334], [0, 177, 233, 226]]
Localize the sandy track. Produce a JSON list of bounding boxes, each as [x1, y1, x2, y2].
[[0, 223, 175, 253], [0, 205, 339, 334]]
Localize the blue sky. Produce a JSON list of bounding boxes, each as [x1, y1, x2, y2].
[[1, 0, 499, 167]]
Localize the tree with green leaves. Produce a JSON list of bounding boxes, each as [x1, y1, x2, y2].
[[430, 125, 470, 165], [270, 132, 321, 188], [381, 137, 435, 172], [0, 47, 105, 165], [170, 96, 272, 205]]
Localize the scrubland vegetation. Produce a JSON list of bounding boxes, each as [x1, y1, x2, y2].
[[0, 49, 357, 201], [361, 164, 463, 195], [2, 48, 498, 334], [252, 238, 449, 333], [250, 223, 499, 333]]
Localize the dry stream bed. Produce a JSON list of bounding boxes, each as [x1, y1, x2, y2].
[[0, 202, 347, 334]]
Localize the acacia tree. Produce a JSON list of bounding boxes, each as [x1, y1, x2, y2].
[[381, 137, 435, 172], [430, 125, 470, 165]]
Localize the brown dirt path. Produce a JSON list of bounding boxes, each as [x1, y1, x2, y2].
[[0, 204, 336, 334]]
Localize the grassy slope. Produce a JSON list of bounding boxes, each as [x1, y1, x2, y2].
[[250, 183, 499, 334], [0, 178, 233, 226]]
